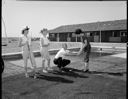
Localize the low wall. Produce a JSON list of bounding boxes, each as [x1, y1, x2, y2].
[[2, 47, 80, 61], [109, 37, 121, 42], [2, 42, 126, 60]]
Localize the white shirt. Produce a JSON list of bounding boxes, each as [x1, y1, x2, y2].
[[40, 35, 50, 46], [20, 35, 32, 51], [55, 48, 70, 59], [21, 35, 31, 45]]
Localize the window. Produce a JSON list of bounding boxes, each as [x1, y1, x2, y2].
[[69, 33, 72, 37], [94, 32, 99, 36], [72, 33, 76, 37], [87, 32, 90, 36], [51, 34, 55, 37], [90, 33, 93, 36], [112, 32, 118, 37], [120, 31, 127, 36], [80, 33, 84, 36], [113, 32, 118, 37]]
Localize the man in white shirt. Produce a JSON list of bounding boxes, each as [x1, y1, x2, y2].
[[53, 43, 74, 71]]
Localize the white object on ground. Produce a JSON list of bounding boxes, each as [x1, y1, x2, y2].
[[111, 53, 126, 59], [42, 69, 48, 73]]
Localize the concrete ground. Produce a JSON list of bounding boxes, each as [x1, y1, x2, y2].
[[2, 52, 126, 99]]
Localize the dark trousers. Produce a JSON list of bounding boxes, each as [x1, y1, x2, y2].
[[53, 57, 70, 68], [84, 46, 91, 63]]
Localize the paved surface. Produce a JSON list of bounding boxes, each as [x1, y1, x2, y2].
[[110, 53, 126, 58], [2, 52, 126, 99]]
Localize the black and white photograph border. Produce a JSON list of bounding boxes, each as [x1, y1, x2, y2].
[[1, 0, 127, 99]]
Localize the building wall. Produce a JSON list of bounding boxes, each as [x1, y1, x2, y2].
[[59, 33, 68, 42], [49, 33, 57, 41], [49, 30, 127, 43], [101, 30, 113, 42]]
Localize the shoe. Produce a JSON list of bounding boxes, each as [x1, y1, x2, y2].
[[83, 69, 90, 73], [47, 67, 53, 71], [58, 68, 64, 72], [34, 74, 37, 79], [33, 72, 39, 79], [42, 69, 48, 73], [35, 72, 40, 74], [25, 73, 29, 78], [69, 69, 72, 72]]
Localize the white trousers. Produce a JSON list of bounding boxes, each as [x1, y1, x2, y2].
[[22, 49, 36, 68]]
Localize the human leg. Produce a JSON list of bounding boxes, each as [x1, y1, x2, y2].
[[83, 52, 90, 72], [53, 57, 62, 69], [29, 51, 38, 78], [23, 52, 29, 77], [41, 59, 48, 73], [44, 49, 53, 70], [47, 58, 53, 71], [40, 48, 48, 73], [61, 59, 71, 68]]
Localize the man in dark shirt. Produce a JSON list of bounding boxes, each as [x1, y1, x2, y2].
[[77, 36, 91, 72]]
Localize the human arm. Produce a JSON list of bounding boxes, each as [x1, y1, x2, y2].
[[65, 50, 77, 56], [77, 47, 83, 55], [77, 39, 88, 55], [40, 37, 44, 46], [77, 44, 85, 55]]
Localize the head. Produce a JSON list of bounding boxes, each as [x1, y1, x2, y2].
[[62, 43, 68, 50], [40, 28, 48, 36], [22, 26, 29, 36]]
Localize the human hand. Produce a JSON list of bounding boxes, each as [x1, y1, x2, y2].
[[71, 51, 79, 55]]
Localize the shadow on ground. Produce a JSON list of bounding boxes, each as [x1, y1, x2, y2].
[[30, 74, 74, 83], [51, 69, 89, 78], [61, 67, 125, 76]]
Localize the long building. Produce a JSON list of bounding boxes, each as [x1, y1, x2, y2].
[[49, 19, 127, 43]]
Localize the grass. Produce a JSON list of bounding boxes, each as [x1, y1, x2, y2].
[[2, 45, 126, 99]]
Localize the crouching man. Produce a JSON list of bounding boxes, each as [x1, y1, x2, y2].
[[53, 43, 75, 71]]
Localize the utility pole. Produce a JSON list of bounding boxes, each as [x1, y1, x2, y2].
[[2, 0, 8, 45], [98, 21, 102, 56], [98, 21, 101, 43]]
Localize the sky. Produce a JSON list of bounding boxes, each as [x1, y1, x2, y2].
[[2, 0, 127, 37]]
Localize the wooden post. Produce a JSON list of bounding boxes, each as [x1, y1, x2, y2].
[[57, 33, 59, 42], [76, 35, 78, 42], [2, 16, 8, 45], [67, 33, 71, 42], [98, 21, 102, 56], [100, 30, 101, 43]]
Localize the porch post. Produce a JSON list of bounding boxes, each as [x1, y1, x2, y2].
[[57, 33, 59, 42], [67, 33, 71, 42]]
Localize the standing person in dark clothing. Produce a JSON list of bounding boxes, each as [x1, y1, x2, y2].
[[77, 36, 91, 72]]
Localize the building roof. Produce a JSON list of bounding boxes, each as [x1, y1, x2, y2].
[[49, 19, 127, 33]]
